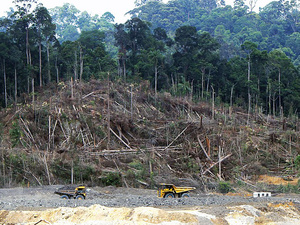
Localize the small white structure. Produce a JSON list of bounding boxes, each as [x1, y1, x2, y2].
[[253, 192, 271, 198]]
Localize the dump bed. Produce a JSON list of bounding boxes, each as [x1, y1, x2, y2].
[[173, 186, 196, 194], [54, 185, 86, 199]]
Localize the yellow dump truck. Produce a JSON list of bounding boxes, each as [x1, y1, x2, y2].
[[157, 183, 196, 198], [55, 185, 86, 199]]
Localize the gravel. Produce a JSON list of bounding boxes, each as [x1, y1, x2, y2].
[[0, 185, 299, 211]]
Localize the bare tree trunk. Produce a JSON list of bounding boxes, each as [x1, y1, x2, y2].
[[26, 26, 30, 65], [107, 72, 111, 150], [257, 77, 260, 114], [278, 68, 282, 117], [39, 40, 42, 87], [247, 59, 251, 124], [201, 68, 205, 99], [47, 42, 51, 83], [55, 56, 59, 83], [74, 50, 78, 80], [32, 78, 35, 111], [273, 93, 276, 117], [230, 84, 235, 116], [123, 57, 126, 80], [268, 81, 271, 115], [79, 46, 83, 82], [130, 84, 133, 119], [211, 85, 215, 120], [154, 64, 158, 104], [3, 59, 7, 108], [218, 145, 222, 180], [14, 66, 17, 109], [71, 77, 74, 99], [206, 69, 211, 101]]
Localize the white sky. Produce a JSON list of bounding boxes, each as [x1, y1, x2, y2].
[[1, 0, 274, 23]]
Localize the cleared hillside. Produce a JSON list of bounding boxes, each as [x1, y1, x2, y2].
[[0, 79, 299, 192]]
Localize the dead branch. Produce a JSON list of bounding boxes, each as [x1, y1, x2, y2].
[[82, 91, 94, 99], [197, 135, 212, 162], [203, 154, 232, 175], [235, 177, 257, 188], [4, 108, 22, 127], [110, 128, 132, 149], [164, 125, 189, 150]]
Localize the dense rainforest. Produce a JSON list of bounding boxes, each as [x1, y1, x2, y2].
[[0, 0, 299, 189], [0, 0, 299, 117]]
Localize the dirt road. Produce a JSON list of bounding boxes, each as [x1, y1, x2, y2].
[[0, 186, 299, 224]]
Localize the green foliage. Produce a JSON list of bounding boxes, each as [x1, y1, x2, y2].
[[218, 181, 233, 193], [51, 159, 97, 184], [277, 183, 299, 194], [294, 155, 300, 170], [128, 160, 147, 180], [100, 172, 122, 187], [129, 160, 144, 170], [9, 121, 22, 148]]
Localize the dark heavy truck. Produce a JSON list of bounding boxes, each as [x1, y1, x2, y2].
[[55, 185, 86, 199]]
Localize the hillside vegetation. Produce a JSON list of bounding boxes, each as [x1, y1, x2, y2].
[[0, 79, 299, 192]]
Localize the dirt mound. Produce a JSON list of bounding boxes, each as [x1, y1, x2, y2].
[[1, 205, 200, 225], [1, 202, 299, 225]]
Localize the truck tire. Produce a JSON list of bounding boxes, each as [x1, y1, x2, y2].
[[61, 195, 69, 199], [164, 193, 175, 198], [181, 193, 190, 198], [76, 195, 84, 200]]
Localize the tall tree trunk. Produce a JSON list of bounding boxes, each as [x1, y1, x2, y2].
[[26, 26, 30, 65], [230, 84, 235, 116], [257, 76, 260, 114], [247, 58, 251, 124], [201, 68, 205, 99], [211, 85, 215, 120], [3, 59, 7, 108], [39, 40, 42, 87], [206, 69, 211, 101], [74, 50, 78, 80], [47, 42, 51, 83], [55, 56, 59, 83], [268, 82, 271, 115], [154, 64, 158, 104], [278, 68, 282, 117], [79, 46, 83, 82], [273, 93, 276, 117], [14, 65, 17, 109], [123, 57, 126, 80], [32, 78, 35, 111], [107, 72, 111, 150]]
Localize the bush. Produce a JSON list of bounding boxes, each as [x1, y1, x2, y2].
[[9, 121, 22, 147], [100, 172, 122, 187], [218, 181, 232, 193], [294, 155, 300, 170]]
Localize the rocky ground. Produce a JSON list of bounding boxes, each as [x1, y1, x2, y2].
[[0, 185, 298, 210], [0, 185, 300, 224]]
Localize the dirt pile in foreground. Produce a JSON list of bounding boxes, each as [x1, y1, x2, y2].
[[1, 202, 300, 225]]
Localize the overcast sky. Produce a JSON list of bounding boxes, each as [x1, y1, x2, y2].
[[1, 0, 274, 23]]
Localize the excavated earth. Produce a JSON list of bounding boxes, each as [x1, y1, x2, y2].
[[0, 185, 300, 224]]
